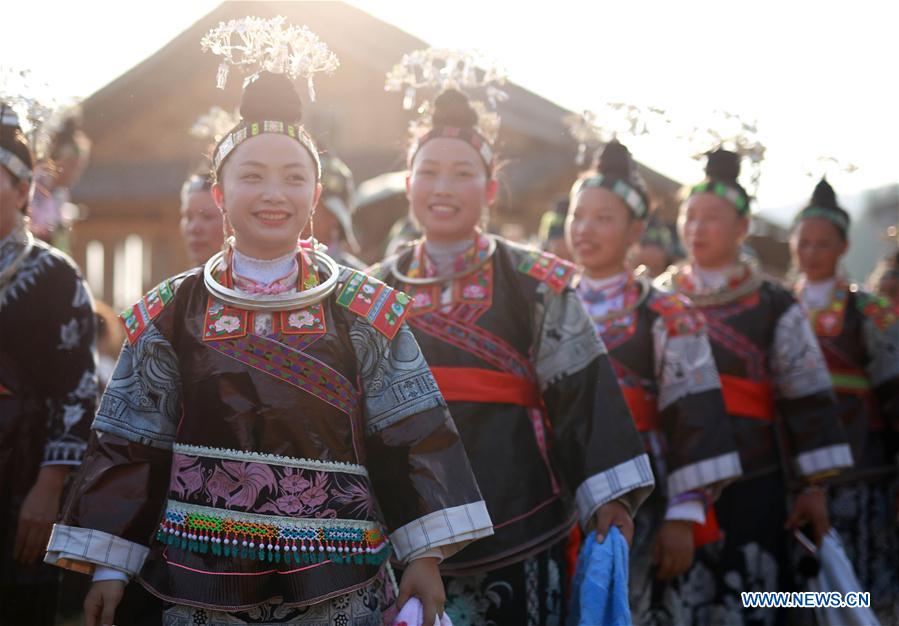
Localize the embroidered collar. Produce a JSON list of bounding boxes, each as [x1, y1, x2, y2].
[[577, 272, 650, 324], [669, 257, 762, 306], [795, 277, 850, 337], [392, 232, 496, 285], [398, 233, 495, 315], [577, 272, 630, 305]]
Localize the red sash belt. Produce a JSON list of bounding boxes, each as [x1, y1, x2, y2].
[[719, 374, 774, 422], [430, 366, 540, 407], [620, 386, 661, 432]]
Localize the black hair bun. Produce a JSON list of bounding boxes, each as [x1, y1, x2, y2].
[[0, 102, 33, 176], [239, 72, 303, 123], [596, 139, 633, 179], [811, 177, 838, 209], [705, 149, 741, 183], [432, 89, 478, 129]]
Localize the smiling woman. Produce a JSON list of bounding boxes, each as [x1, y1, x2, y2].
[[43, 18, 493, 626], [374, 65, 653, 624], [212, 72, 322, 261]]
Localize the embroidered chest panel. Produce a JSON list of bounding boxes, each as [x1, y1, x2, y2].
[[698, 292, 771, 381]]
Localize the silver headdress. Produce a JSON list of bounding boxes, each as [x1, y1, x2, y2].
[[0, 68, 67, 170], [201, 15, 339, 101], [202, 17, 339, 178], [385, 47, 507, 144], [801, 155, 858, 179], [678, 109, 766, 195], [564, 103, 669, 166], [190, 105, 241, 144]]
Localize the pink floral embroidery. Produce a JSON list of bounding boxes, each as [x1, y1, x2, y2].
[[205, 466, 239, 502], [413, 291, 432, 308], [214, 315, 241, 334], [287, 310, 315, 329], [274, 494, 304, 514], [173, 453, 376, 521], [299, 472, 329, 508], [331, 478, 378, 518], [170, 454, 205, 499], [462, 284, 486, 300], [278, 469, 311, 494], [206, 460, 277, 509]]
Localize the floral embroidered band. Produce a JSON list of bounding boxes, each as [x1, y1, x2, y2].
[[159, 445, 389, 565]]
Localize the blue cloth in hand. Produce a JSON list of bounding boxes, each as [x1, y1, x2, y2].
[[567, 527, 631, 626]]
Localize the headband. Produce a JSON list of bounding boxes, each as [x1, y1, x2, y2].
[[213, 120, 321, 180], [573, 174, 648, 219]]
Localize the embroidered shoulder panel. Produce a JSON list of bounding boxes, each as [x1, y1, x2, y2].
[[854, 289, 898, 331], [648, 291, 706, 337], [516, 249, 577, 293], [119, 273, 190, 344], [336, 269, 412, 340]]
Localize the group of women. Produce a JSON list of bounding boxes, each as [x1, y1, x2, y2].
[[1, 17, 897, 626]]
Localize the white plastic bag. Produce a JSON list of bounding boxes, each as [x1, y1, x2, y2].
[[804, 529, 880, 626]]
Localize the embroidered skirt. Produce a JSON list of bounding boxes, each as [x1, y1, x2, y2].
[[443, 540, 567, 626], [160, 564, 397, 625], [671, 472, 794, 626]]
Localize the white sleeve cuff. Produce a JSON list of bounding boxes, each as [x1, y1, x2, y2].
[[91, 566, 130, 583], [574, 453, 655, 528], [795, 444, 853, 477], [389, 501, 493, 564], [44, 524, 149, 577], [664, 499, 706, 524]]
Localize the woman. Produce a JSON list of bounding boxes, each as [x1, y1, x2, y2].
[[656, 149, 852, 625], [630, 219, 677, 279], [44, 57, 492, 626], [566, 140, 742, 625], [374, 86, 654, 625], [790, 177, 899, 624], [0, 103, 97, 625], [179, 169, 225, 267]]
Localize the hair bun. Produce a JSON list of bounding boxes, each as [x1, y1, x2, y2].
[[431, 89, 479, 129], [811, 177, 838, 209], [239, 72, 303, 123], [0, 102, 23, 131], [596, 139, 633, 179], [705, 149, 741, 183]]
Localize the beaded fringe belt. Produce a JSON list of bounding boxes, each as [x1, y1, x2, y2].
[[156, 501, 391, 566]]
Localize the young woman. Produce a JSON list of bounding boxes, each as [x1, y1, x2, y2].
[[630, 219, 677, 279], [179, 170, 225, 267], [0, 103, 97, 625], [374, 88, 654, 625], [565, 140, 742, 625], [44, 69, 492, 626], [656, 150, 852, 625], [790, 177, 899, 623]]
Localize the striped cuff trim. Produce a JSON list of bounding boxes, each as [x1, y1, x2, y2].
[[667, 451, 743, 497], [575, 453, 655, 528], [795, 444, 853, 477], [389, 501, 493, 564], [44, 524, 148, 577]]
